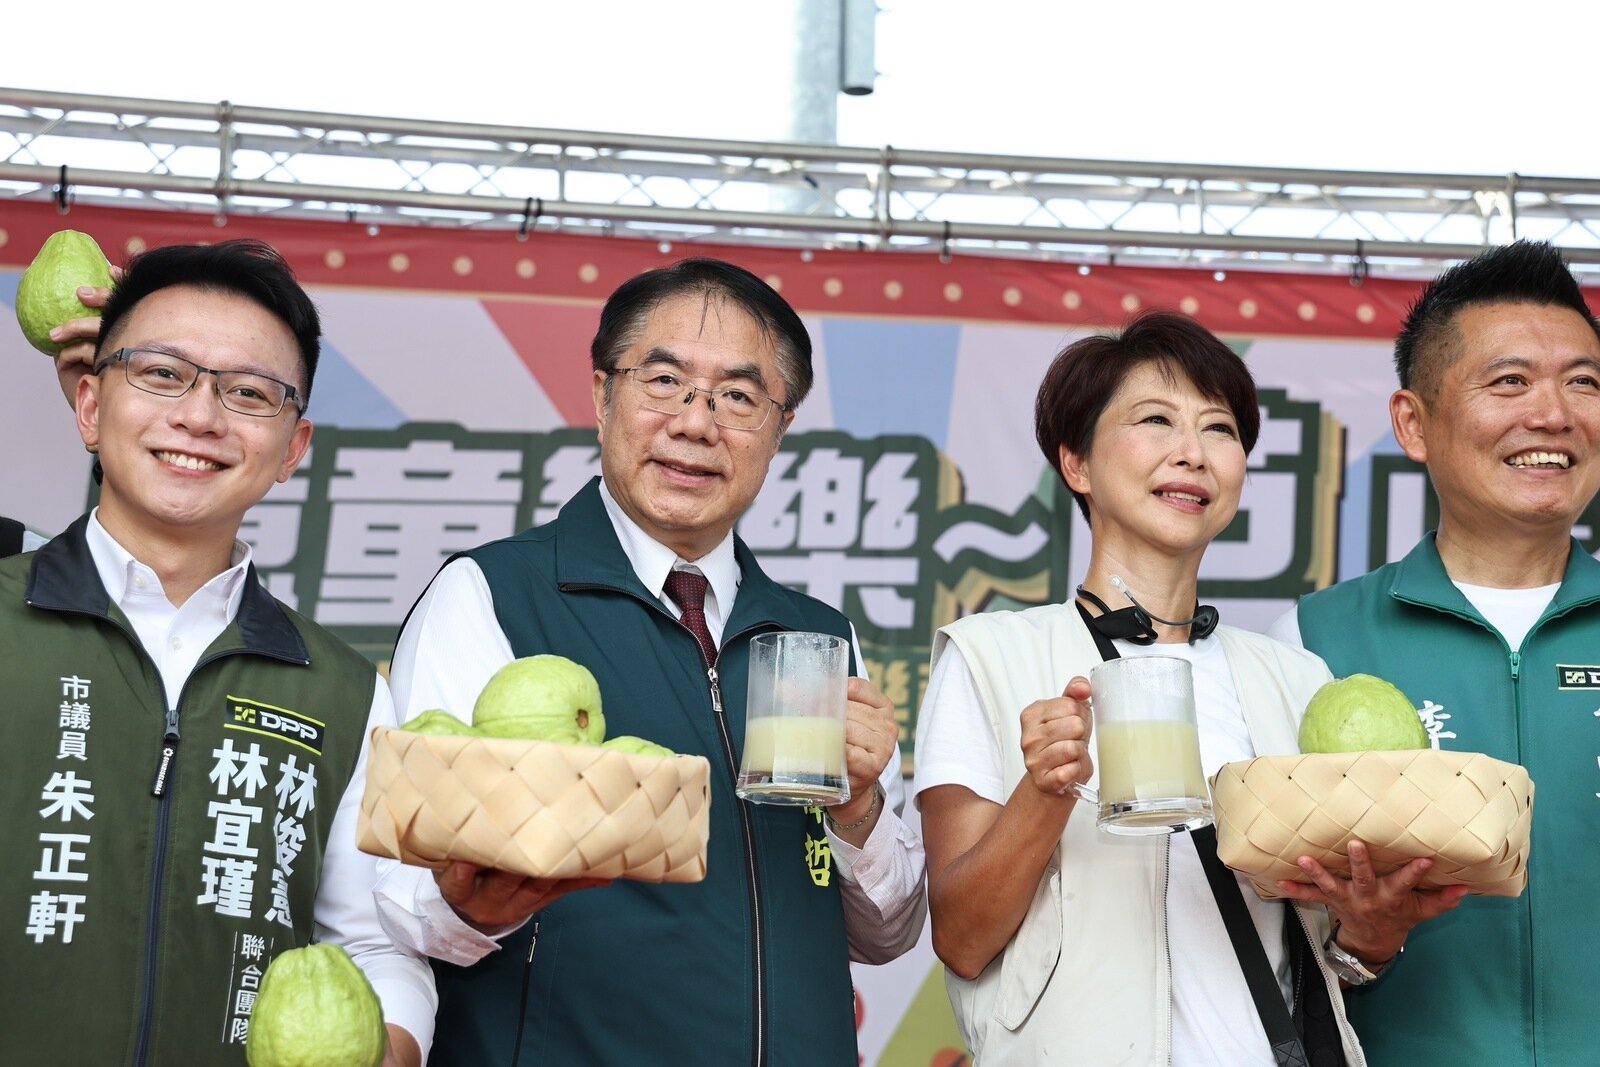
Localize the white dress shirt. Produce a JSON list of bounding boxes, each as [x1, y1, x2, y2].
[[378, 479, 926, 965], [84, 512, 438, 1054]]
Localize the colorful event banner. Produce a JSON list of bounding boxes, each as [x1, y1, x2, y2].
[[5, 201, 1599, 1064]]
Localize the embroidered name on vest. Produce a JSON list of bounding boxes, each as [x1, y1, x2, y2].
[[1556, 665, 1600, 690], [224, 696, 324, 754]]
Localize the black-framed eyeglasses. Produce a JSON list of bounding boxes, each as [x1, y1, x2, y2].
[[97, 347, 304, 418], [609, 365, 787, 431]]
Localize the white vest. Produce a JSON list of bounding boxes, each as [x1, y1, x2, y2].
[[934, 603, 1366, 1067]]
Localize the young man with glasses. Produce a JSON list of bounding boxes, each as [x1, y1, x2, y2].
[[0, 240, 434, 1065], [381, 258, 927, 1066]]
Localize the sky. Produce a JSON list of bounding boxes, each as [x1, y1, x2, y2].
[[4, 0, 1597, 179]]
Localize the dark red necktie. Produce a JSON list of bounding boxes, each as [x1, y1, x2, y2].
[[663, 568, 717, 667]]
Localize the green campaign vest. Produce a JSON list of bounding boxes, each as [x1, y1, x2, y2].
[[0, 517, 376, 1066], [429, 479, 859, 1067], [1298, 534, 1600, 1066]]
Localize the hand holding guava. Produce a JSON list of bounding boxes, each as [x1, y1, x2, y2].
[[404, 654, 672, 913], [49, 271, 120, 406], [13, 230, 121, 407], [1281, 674, 1466, 961], [435, 861, 612, 929], [1278, 838, 1468, 963]]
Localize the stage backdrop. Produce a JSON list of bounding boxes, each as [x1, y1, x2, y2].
[[7, 201, 1600, 1064]]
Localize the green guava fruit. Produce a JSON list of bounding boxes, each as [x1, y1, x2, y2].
[[15, 230, 115, 355], [1299, 673, 1429, 753], [399, 709, 480, 737], [473, 654, 605, 744], [246, 943, 386, 1067], [601, 734, 675, 758]]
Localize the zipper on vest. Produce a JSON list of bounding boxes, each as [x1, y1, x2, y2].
[[1161, 839, 1173, 1067], [133, 705, 181, 1067], [150, 707, 180, 796], [704, 656, 768, 1067], [561, 581, 776, 1067], [1291, 915, 1306, 1018], [134, 651, 240, 1067], [509, 920, 539, 1067], [1507, 644, 1539, 1060]]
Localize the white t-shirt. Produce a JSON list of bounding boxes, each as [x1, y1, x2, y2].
[[1269, 582, 1559, 654], [1452, 581, 1558, 652], [914, 634, 1289, 1067]]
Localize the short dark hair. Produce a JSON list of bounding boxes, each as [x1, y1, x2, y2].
[[591, 257, 813, 411], [1034, 310, 1260, 522], [1396, 239, 1600, 399], [97, 239, 322, 411]]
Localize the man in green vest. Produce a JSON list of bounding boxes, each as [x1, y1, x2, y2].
[[0, 240, 434, 1065], [378, 258, 927, 1066], [1270, 240, 1600, 1065]]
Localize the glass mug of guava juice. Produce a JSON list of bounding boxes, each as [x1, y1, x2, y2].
[[736, 632, 851, 806], [1074, 656, 1212, 835]]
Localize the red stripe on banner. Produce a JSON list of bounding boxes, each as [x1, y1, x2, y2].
[[4, 200, 1595, 341], [481, 299, 604, 427]]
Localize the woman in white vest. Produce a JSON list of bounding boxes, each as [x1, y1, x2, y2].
[[914, 312, 1449, 1066]]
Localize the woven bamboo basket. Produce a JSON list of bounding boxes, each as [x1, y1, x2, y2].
[[357, 727, 711, 883], [1212, 749, 1533, 900]]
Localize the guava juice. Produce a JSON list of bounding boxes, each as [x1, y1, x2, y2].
[[1094, 719, 1206, 803]]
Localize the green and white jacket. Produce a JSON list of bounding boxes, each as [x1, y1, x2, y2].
[[1299, 533, 1600, 1067]]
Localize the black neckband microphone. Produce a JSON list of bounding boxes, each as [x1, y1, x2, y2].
[[1075, 574, 1220, 645]]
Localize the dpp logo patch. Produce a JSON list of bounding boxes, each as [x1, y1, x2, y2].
[[225, 696, 324, 754], [1556, 665, 1600, 690]]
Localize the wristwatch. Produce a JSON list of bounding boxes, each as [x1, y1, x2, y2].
[[1322, 931, 1397, 986]]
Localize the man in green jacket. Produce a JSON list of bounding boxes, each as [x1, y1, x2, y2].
[[379, 258, 927, 1065], [0, 240, 433, 1065], [1271, 240, 1600, 1065]]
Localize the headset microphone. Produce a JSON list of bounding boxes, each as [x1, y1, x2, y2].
[[1076, 574, 1220, 645]]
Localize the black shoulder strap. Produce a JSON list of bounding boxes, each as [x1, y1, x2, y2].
[[1192, 825, 1312, 1066], [0, 516, 25, 559], [1075, 599, 1124, 662], [1076, 598, 1320, 1067]]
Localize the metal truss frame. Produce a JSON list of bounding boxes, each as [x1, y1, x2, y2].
[[4, 87, 1600, 276]]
